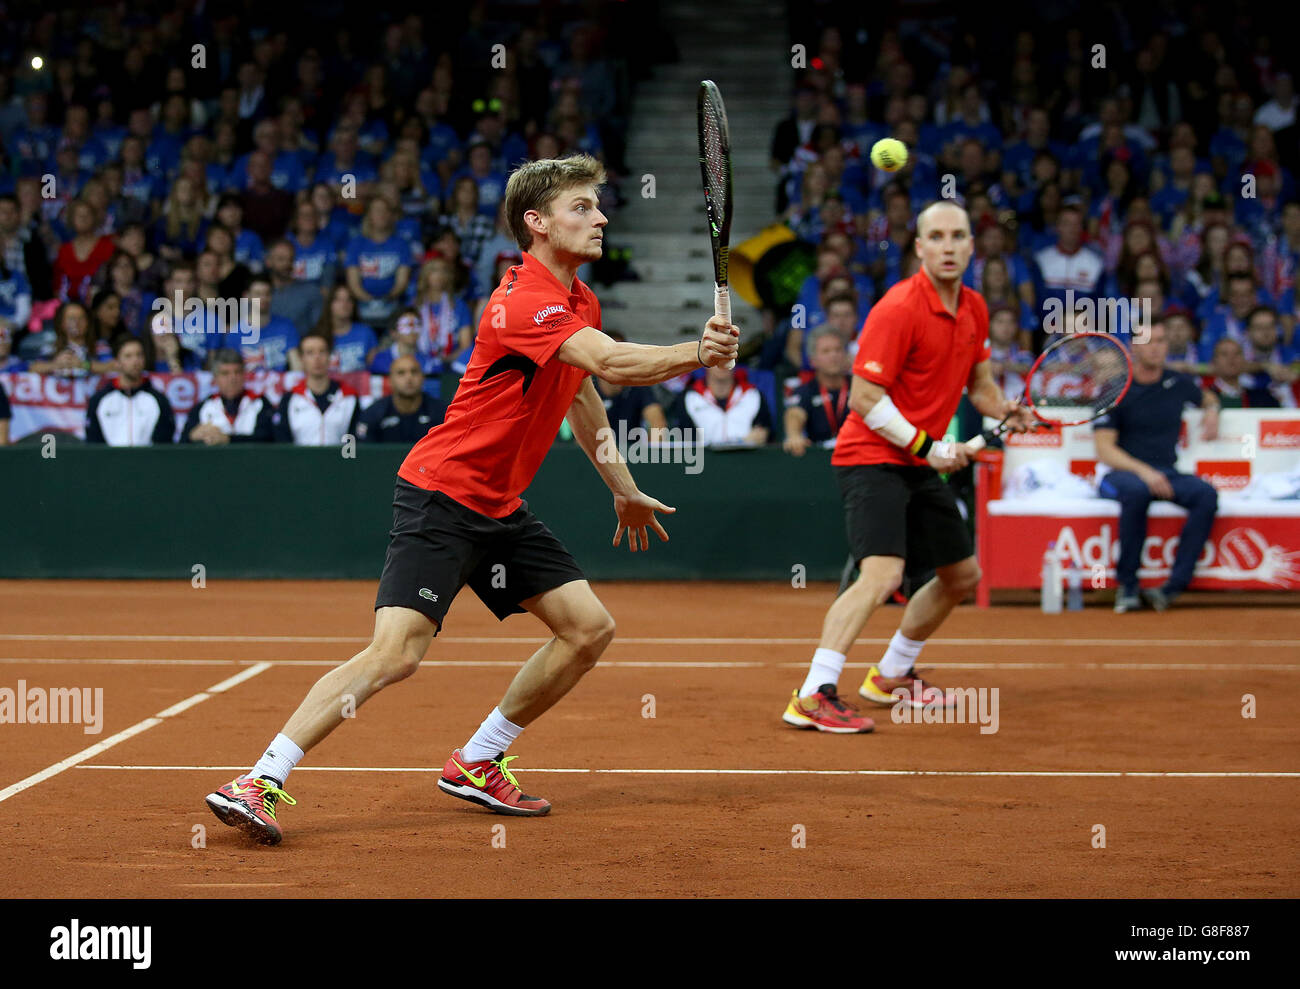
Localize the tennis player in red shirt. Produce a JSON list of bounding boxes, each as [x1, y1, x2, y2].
[[206, 155, 739, 840], [782, 200, 1032, 733]]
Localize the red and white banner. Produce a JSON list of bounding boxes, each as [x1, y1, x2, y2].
[[996, 410, 1300, 494], [978, 510, 1300, 593], [1260, 418, 1300, 450], [0, 370, 387, 442]]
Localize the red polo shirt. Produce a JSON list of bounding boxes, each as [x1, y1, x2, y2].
[[833, 269, 991, 467], [398, 251, 598, 517]]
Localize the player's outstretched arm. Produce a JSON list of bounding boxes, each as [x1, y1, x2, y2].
[[558, 318, 738, 386], [566, 377, 676, 552]]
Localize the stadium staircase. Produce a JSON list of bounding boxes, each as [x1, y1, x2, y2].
[[602, 0, 789, 346]]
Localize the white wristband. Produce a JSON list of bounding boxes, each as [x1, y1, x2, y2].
[[863, 394, 919, 449]]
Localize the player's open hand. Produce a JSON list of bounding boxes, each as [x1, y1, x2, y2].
[[699, 315, 739, 367], [612, 489, 676, 552]]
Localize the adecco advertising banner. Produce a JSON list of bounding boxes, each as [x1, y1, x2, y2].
[[980, 512, 1300, 591]]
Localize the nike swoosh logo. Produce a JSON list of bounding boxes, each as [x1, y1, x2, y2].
[[229, 781, 253, 796], [419, 588, 438, 602], [451, 759, 487, 787]]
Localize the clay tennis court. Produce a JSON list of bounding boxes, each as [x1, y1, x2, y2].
[[1, 578, 1296, 898]]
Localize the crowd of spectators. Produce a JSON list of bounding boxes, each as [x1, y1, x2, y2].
[[5, 4, 1300, 454], [758, 4, 1300, 458], [0, 0, 646, 445]]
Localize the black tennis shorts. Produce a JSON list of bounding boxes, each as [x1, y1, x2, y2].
[[374, 479, 587, 631], [835, 463, 973, 569]]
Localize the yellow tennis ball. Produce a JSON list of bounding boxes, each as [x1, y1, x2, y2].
[[870, 138, 908, 172]]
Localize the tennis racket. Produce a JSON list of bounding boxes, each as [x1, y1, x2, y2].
[[965, 332, 1133, 453], [697, 79, 735, 369]]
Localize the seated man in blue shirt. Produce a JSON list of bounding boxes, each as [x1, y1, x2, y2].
[[1093, 320, 1221, 613], [357, 353, 447, 445]]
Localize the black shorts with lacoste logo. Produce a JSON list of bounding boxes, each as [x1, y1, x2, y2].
[[835, 463, 974, 569], [374, 479, 587, 631]]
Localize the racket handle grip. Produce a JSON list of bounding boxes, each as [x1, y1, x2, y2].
[[964, 434, 988, 455], [714, 284, 735, 370]]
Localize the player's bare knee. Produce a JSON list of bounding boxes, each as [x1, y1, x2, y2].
[[941, 562, 981, 597], [557, 610, 614, 668], [854, 560, 902, 606], [364, 639, 423, 686], [872, 580, 901, 606], [577, 611, 616, 660]]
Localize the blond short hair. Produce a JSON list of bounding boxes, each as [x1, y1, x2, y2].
[[504, 154, 606, 251]]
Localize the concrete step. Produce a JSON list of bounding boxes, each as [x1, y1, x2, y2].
[[639, 87, 785, 105], [648, 62, 791, 84], [612, 212, 710, 235], [601, 231, 707, 257], [599, 302, 764, 345], [607, 281, 715, 308], [636, 79, 788, 100], [626, 148, 773, 168], [622, 257, 716, 283], [666, 3, 784, 17]]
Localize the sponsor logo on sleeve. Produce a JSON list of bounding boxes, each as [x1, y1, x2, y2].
[[533, 304, 571, 326]]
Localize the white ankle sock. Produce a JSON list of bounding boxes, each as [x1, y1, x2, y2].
[[462, 707, 524, 763], [799, 648, 847, 697], [250, 733, 304, 786], [879, 631, 925, 678]]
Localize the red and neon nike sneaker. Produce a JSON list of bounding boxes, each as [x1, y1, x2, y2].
[[204, 775, 297, 845], [782, 684, 875, 733], [859, 665, 955, 708], [437, 749, 551, 816]]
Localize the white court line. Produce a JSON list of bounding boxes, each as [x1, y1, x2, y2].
[[74, 764, 1300, 779], [0, 663, 271, 805], [2, 657, 1298, 672], [1, 633, 1297, 648]]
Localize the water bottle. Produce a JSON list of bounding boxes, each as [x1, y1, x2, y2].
[[1065, 564, 1084, 611], [1040, 542, 1063, 614]]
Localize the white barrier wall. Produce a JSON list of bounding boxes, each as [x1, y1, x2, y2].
[[996, 409, 1300, 493]]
